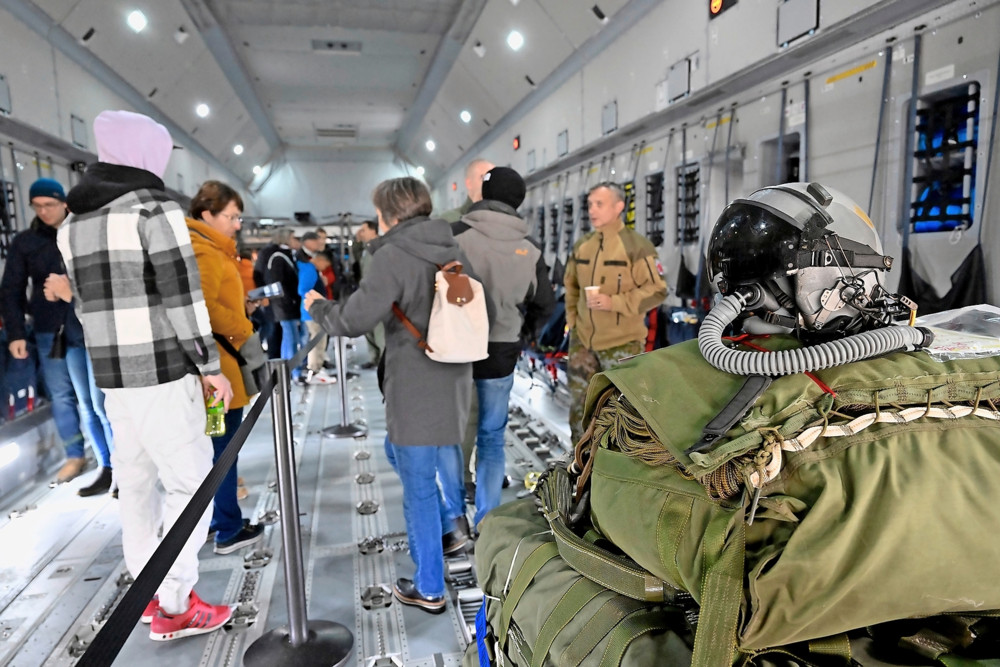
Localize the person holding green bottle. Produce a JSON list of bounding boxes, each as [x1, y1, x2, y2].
[[187, 180, 265, 556]]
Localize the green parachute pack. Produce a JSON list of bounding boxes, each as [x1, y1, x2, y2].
[[469, 334, 1000, 666]]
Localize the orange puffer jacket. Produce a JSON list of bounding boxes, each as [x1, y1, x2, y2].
[[187, 217, 254, 409]]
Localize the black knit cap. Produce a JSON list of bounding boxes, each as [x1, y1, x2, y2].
[[481, 166, 526, 209]]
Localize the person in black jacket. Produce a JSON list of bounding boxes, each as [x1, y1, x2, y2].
[[0, 178, 115, 494], [263, 230, 303, 378], [252, 229, 299, 359]]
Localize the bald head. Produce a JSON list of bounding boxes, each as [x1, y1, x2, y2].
[[465, 158, 495, 203]]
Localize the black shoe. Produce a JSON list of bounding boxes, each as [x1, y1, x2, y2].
[[443, 529, 468, 555], [443, 515, 471, 555], [393, 578, 445, 614], [111, 487, 118, 500], [502, 475, 511, 489], [359, 361, 377, 370], [78, 467, 113, 497], [214, 522, 264, 554]]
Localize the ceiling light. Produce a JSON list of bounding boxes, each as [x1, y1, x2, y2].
[[416, 166, 426, 177], [127, 10, 147, 33], [460, 110, 472, 124], [195, 103, 210, 118], [425, 139, 436, 152], [472, 41, 486, 58], [253, 165, 263, 175], [506, 30, 524, 51], [233, 144, 244, 155]]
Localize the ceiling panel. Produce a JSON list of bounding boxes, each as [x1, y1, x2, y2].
[[60, 0, 209, 98], [214, 0, 462, 33], [418, 60, 506, 156], [32, 0, 79, 23], [454, 0, 575, 124], [534, 0, 616, 50]]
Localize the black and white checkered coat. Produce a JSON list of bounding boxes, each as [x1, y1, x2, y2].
[[58, 183, 221, 389]]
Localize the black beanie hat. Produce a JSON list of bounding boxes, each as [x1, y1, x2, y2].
[[481, 166, 526, 209]]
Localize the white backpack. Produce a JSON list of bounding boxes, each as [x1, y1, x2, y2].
[[392, 261, 489, 363]]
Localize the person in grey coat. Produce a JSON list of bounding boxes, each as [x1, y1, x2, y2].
[[304, 176, 471, 614]]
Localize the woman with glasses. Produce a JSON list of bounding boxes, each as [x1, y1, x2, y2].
[[0, 178, 115, 495], [187, 180, 264, 554]]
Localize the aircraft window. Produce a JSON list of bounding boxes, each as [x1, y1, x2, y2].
[[911, 82, 980, 234], [645, 172, 665, 247], [676, 162, 701, 245]]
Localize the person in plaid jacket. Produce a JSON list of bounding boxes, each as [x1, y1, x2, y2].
[[56, 110, 234, 642]]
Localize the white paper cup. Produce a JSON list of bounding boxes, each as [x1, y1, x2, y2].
[[584, 285, 600, 305]]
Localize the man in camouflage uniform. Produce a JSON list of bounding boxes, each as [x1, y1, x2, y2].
[[564, 182, 667, 444]]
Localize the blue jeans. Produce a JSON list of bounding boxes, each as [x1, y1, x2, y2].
[[473, 373, 514, 526], [279, 319, 304, 378], [36, 332, 113, 466], [210, 407, 246, 543], [383, 437, 464, 598]]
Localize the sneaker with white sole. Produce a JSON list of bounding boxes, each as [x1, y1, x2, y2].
[[149, 590, 231, 641], [141, 596, 158, 624], [214, 523, 265, 555]]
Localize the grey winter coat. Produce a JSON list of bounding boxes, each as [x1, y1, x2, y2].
[[309, 216, 471, 446]]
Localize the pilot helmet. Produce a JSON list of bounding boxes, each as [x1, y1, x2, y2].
[[707, 182, 900, 340]]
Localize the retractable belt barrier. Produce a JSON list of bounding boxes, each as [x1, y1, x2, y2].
[[77, 331, 353, 666]]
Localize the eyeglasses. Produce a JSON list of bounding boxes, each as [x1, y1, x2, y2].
[[31, 202, 64, 211], [218, 212, 243, 224]]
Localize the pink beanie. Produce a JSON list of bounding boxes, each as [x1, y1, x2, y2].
[[93, 110, 173, 179]]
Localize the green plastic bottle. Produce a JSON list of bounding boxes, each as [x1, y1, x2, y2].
[[205, 394, 226, 437]]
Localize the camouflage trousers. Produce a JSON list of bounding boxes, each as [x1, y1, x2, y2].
[[567, 333, 644, 446]]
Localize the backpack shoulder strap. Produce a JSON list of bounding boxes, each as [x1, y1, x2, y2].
[[391, 302, 434, 353]]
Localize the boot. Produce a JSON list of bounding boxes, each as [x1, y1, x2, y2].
[[55, 457, 86, 484], [78, 467, 113, 497]]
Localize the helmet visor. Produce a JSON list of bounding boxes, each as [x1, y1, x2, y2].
[[708, 201, 800, 287]]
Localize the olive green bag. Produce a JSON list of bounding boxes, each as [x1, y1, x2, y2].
[[463, 496, 693, 667], [563, 337, 1000, 665]]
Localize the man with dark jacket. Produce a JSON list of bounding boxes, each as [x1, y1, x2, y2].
[[453, 167, 555, 526], [0, 178, 114, 493], [252, 229, 299, 359], [263, 230, 303, 376]]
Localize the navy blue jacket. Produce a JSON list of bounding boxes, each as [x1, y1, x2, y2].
[[0, 219, 84, 342]]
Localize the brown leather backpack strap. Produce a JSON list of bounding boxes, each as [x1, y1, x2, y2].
[[391, 302, 433, 353]]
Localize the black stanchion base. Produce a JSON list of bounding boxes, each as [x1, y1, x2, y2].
[[345, 371, 359, 381], [244, 620, 354, 667], [322, 424, 368, 438]]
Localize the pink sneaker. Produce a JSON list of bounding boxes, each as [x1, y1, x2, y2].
[[140, 596, 158, 624], [149, 590, 231, 641]]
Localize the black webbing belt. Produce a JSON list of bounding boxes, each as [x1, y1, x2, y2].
[[77, 331, 326, 666]]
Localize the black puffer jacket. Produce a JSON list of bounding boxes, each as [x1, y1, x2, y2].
[[0, 219, 84, 342]]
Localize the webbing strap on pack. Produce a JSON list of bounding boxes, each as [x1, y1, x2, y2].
[[599, 608, 671, 667], [691, 506, 746, 667], [687, 374, 772, 455], [538, 468, 676, 603], [807, 633, 852, 662], [559, 596, 648, 667], [499, 542, 560, 647], [529, 579, 605, 667]]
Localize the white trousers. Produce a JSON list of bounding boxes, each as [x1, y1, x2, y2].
[[103, 375, 213, 615]]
